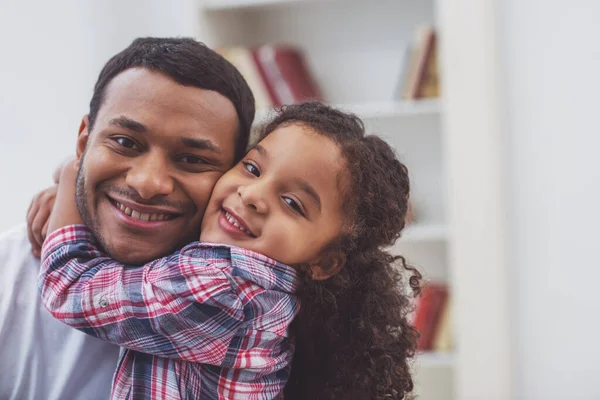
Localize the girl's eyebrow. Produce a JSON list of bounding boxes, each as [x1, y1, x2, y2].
[[250, 142, 321, 210], [296, 178, 321, 211], [250, 144, 267, 156]]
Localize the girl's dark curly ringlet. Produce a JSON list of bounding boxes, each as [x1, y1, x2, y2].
[[260, 101, 422, 400]]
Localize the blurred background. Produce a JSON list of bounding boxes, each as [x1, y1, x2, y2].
[[1, 0, 599, 399]]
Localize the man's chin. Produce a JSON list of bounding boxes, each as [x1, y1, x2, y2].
[[89, 199, 200, 264], [103, 240, 175, 265]]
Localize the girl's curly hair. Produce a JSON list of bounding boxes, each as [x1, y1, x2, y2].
[[259, 102, 422, 399]]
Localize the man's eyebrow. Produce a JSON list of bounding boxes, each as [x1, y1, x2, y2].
[[109, 116, 148, 133], [181, 138, 221, 154], [297, 179, 322, 211]]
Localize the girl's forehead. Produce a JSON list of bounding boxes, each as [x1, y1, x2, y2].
[[256, 125, 347, 199], [259, 125, 343, 171]]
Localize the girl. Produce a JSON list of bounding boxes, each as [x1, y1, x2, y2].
[[38, 101, 420, 399]]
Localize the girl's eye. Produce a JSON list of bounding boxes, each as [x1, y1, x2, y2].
[[181, 155, 206, 165], [115, 137, 138, 150], [283, 197, 305, 217], [243, 162, 260, 177]]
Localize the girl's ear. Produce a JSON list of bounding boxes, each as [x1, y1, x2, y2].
[[307, 251, 346, 281]]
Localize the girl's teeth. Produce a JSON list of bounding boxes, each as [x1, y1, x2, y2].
[[225, 212, 249, 234]]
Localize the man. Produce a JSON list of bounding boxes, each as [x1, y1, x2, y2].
[[0, 37, 255, 399]]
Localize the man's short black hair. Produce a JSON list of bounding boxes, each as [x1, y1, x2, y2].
[[88, 37, 255, 160]]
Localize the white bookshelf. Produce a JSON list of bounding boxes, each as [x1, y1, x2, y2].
[[402, 223, 448, 243], [198, 1, 452, 398], [417, 351, 455, 368], [338, 99, 442, 119], [255, 98, 441, 126], [203, 0, 324, 11]]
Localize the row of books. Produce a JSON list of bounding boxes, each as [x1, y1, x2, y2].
[[217, 45, 322, 110], [412, 283, 452, 351], [218, 23, 439, 112]]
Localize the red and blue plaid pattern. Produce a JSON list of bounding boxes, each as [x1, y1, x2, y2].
[[40, 225, 300, 400]]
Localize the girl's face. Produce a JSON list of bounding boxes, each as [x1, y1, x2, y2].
[[200, 123, 346, 269]]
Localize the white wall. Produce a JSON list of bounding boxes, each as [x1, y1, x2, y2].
[[499, 0, 600, 398], [0, 0, 197, 233], [440, 0, 600, 398], [0, 1, 93, 232], [438, 0, 513, 398]]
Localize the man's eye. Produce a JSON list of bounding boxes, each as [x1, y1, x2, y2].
[[181, 155, 206, 165], [115, 137, 138, 149], [283, 197, 305, 216], [243, 162, 260, 177]]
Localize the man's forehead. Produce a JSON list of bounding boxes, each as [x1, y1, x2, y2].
[[96, 68, 240, 137]]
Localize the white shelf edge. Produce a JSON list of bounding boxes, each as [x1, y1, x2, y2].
[[335, 99, 442, 120], [254, 99, 442, 126], [414, 351, 455, 368], [399, 223, 448, 243], [203, 0, 325, 11]]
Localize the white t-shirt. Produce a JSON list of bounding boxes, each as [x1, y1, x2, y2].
[[0, 224, 119, 400]]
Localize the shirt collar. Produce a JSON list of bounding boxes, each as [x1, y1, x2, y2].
[[183, 242, 300, 294]]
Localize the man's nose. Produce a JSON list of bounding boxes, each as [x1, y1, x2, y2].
[[125, 152, 174, 199]]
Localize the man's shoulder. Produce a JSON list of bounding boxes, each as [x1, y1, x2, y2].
[[0, 223, 29, 252], [0, 223, 38, 273]]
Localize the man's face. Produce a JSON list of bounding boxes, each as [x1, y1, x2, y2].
[[75, 68, 239, 264]]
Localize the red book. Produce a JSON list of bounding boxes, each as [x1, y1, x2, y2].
[[252, 45, 322, 107], [413, 283, 449, 350]]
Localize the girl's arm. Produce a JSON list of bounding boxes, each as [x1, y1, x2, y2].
[[26, 156, 76, 257], [46, 159, 82, 233], [39, 166, 245, 364]]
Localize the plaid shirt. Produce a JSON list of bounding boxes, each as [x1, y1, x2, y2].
[[39, 225, 300, 400]]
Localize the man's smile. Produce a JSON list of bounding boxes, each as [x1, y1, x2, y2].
[[106, 195, 183, 231]]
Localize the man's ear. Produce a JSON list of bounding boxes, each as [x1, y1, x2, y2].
[[307, 251, 346, 281], [76, 115, 90, 160]]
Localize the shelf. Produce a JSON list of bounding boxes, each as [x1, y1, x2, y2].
[[336, 99, 442, 120], [203, 0, 324, 11], [400, 223, 447, 243], [254, 99, 442, 126], [415, 351, 455, 368]]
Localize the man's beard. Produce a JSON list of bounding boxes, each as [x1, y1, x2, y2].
[[75, 158, 106, 251]]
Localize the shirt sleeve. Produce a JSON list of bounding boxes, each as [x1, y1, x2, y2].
[[39, 225, 245, 365]]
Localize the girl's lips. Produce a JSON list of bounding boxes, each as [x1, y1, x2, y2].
[[222, 208, 255, 236], [217, 209, 255, 239]]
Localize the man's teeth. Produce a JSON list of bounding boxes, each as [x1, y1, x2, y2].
[[224, 211, 251, 235], [114, 201, 170, 222]]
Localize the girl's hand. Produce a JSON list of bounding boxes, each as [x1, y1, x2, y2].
[[26, 155, 77, 258], [46, 159, 83, 235], [27, 185, 58, 258]]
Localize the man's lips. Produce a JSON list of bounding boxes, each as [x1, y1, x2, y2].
[[107, 195, 182, 223]]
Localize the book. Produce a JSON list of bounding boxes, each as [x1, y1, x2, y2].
[[216, 47, 273, 110], [415, 30, 439, 99], [400, 25, 439, 100], [432, 294, 453, 351], [413, 283, 449, 350], [253, 45, 322, 107]]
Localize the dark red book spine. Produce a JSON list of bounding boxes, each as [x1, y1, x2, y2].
[[414, 284, 449, 350], [252, 45, 322, 106]]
